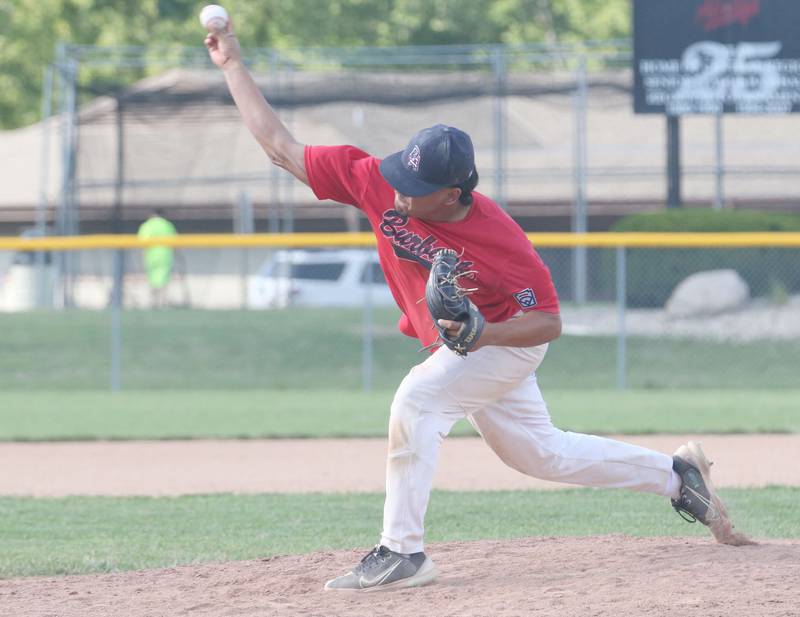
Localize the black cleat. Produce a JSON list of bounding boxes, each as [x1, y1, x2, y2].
[[671, 443, 720, 525], [670, 442, 756, 546]]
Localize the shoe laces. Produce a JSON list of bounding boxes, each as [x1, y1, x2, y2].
[[359, 545, 390, 569], [672, 486, 700, 524]]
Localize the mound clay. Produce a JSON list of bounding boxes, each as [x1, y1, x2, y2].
[[1, 435, 799, 615], [1, 537, 798, 616]]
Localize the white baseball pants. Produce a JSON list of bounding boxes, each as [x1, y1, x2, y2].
[[379, 343, 676, 555]]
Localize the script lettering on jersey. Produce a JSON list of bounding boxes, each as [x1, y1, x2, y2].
[[379, 209, 474, 274]]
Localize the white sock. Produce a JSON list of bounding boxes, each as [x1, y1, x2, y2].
[[666, 470, 682, 500]]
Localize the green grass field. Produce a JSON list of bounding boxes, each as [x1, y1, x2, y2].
[[2, 309, 797, 581], [1, 488, 796, 578], [1, 388, 799, 440], [2, 309, 799, 390]]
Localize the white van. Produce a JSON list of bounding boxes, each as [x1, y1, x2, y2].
[[0, 227, 56, 311], [247, 249, 395, 309]]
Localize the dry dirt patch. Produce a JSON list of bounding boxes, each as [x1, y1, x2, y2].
[[2, 435, 798, 616], [1, 537, 798, 617]]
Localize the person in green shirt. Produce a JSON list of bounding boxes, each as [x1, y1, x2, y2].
[[137, 209, 177, 307]]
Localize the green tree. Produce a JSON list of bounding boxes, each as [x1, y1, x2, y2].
[[0, 0, 630, 130], [1, 0, 201, 129], [490, 0, 630, 44]]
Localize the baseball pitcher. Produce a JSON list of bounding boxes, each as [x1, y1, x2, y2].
[[204, 15, 753, 592]]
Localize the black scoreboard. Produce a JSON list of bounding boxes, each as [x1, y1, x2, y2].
[[633, 0, 800, 114]]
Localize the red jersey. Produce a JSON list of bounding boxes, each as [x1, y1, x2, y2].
[[304, 145, 560, 348]]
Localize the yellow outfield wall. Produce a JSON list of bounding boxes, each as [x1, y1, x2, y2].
[[2, 232, 800, 251]]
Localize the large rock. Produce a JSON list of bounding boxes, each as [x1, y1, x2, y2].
[[665, 269, 750, 318]]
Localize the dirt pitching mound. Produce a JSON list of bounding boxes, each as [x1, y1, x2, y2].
[[2, 536, 797, 617]]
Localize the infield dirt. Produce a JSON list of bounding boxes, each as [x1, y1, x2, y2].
[[2, 434, 799, 496], [1, 435, 798, 616], [1, 536, 798, 616]]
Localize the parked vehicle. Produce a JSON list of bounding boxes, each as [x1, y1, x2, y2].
[[247, 249, 395, 309], [0, 227, 56, 311]]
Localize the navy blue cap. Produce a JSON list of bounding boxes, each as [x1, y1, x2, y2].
[[379, 124, 476, 197]]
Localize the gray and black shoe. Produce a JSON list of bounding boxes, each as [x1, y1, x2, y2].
[[670, 441, 755, 546], [671, 442, 721, 525], [324, 545, 437, 591]]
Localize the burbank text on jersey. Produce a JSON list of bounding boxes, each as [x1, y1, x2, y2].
[[380, 208, 475, 274]]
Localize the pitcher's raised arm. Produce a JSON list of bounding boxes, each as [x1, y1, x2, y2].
[[204, 15, 308, 185]]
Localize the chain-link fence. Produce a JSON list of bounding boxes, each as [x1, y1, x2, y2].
[[4, 44, 798, 405], [5, 40, 791, 315], [2, 237, 798, 391], [22, 42, 800, 241]]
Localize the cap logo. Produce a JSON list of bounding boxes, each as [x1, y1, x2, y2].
[[406, 145, 421, 172]]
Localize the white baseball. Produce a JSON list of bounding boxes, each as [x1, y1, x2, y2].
[[199, 5, 229, 32]]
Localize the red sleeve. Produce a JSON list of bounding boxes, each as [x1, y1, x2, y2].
[[304, 145, 375, 209], [397, 313, 418, 339], [499, 248, 560, 314]]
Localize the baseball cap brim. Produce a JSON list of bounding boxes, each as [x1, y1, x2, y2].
[[379, 152, 447, 197]]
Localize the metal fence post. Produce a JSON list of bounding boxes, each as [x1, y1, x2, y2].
[[268, 51, 282, 235], [616, 245, 627, 390], [572, 55, 588, 304], [110, 261, 122, 392], [56, 42, 78, 309], [109, 94, 126, 393], [362, 251, 374, 392], [284, 62, 295, 234], [37, 64, 54, 308], [236, 191, 254, 309], [63, 55, 80, 308], [714, 112, 725, 210], [666, 115, 682, 208], [492, 46, 507, 209]]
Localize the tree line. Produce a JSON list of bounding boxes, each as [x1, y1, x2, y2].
[[0, 0, 629, 130]]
